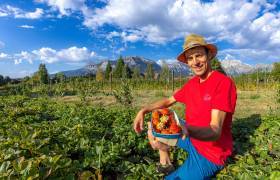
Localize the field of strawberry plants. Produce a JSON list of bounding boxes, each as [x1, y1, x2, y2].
[[0, 94, 279, 179]]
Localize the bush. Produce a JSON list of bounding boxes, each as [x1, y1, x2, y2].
[[112, 80, 133, 106]]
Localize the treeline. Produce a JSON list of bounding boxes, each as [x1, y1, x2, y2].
[[1, 58, 279, 90], [97, 56, 165, 81], [20, 56, 227, 84], [0, 75, 12, 86], [233, 62, 280, 90]]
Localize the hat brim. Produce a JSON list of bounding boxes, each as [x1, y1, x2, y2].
[[177, 44, 217, 63]]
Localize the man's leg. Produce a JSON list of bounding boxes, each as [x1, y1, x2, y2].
[[165, 137, 223, 180], [147, 122, 174, 174], [159, 149, 172, 165]]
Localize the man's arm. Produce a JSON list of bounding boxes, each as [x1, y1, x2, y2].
[[133, 96, 177, 134], [141, 96, 177, 114], [186, 109, 227, 141]]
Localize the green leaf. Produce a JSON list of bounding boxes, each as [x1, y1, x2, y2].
[[0, 161, 11, 173], [79, 171, 94, 180], [246, 155, 255, 165], [270, 171, 280, 180], [50, 155, 62, 164]]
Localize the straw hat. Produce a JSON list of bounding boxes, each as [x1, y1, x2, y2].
[[177, 34, 217, 63]]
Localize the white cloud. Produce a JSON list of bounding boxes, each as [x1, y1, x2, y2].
[[0, 5, 43, 19], [17, 46, 96, 64], [1, 0, 279, 65], [79, 0, 280, 64], [0, 10, 8, 17], [32, 47, 57, 63], [35, 0, 279, 50], [0, 52, 8, 58], [14, 59, 22, 65], [115, 47, 125, 54], [35, 0, 87, 16], [19, 25, 35, 29], [2, 46, 97, 64], [123, 33, 141, 42], [107, 30, 142, 43], [81, 0, 280, 50], [14, 51, 36, 64], [19, 8, 43, 19], [219, 48, 280, 64], [57, 46, 95, 62]]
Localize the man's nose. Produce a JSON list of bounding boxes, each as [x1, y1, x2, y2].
[[193, 57, 199, 64]]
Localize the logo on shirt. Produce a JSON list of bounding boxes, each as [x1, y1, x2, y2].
[[203, 94, 211, 101]]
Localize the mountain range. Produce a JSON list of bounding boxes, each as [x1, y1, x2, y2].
[[56, 56, 273, 77], [221, 60, 273, 75], [59, 56, 190, 77]]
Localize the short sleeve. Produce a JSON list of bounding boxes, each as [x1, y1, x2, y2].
[[211, 78, 237, 113], [173, 83, 188, 103]]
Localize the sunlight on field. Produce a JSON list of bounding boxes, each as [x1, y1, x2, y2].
[[54, 88, 279, 120], [235, 90, 279, 119]]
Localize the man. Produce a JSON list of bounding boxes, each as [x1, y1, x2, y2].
[[133, 34, 237, 179]]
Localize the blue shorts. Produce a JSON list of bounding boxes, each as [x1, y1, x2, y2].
[[165, 137, 223, 180]]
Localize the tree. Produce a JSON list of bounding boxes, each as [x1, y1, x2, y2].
[[54, 72, 66, 83], [271, 62, 280, 81], [145, 63, 155, 80], [0, 75, 4, 86], [211, 58, 227, 75], [4, 76, 11, 84], [37, 64, 49, 84], [31, 73, 40, 84], [96, 67, 104, 82], [132, 67, 141, 79], [23, 76, 30, 83], [122, 64, 132, 79], [113, 56, 125, 79], [160, 63, 170, 82], [105, 61, 112, 80]]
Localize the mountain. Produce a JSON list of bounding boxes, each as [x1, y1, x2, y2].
[[156, 59, 190, 76], [254, 63, 273, 71], [56, 56, 190, 77], [221, 60, 273, 76], [221, 60, 253, 75], [54, 57, 273, 78]]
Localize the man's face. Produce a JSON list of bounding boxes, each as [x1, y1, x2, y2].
[[184, 46, 211, 77]]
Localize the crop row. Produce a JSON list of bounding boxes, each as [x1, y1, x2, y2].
[[0, 95, 279, 179]]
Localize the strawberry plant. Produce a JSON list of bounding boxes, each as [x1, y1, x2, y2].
[[0, 95, 279, 179]]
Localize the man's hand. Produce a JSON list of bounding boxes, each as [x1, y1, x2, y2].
[[180, 124, 189, 140], [147, 122, 170, 151], [133, 96, 177, 134], [133, 109, 145, 134]]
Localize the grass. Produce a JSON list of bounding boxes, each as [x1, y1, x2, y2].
[[53, 88, 280, 120], [234, 90, 279, 119]]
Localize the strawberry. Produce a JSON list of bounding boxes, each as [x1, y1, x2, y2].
[[152, 117, 159, 126], [169, 122, 181, 134], [152, 111, 159, 119], [158, 108, 169, 115]]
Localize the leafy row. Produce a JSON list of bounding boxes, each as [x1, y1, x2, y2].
[[0, 95, 279, 179]]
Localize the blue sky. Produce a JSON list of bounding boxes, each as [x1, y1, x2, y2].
[[0, 0, 279, 78]]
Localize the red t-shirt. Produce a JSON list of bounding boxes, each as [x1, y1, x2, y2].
[[173, 71, 237, 165]]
